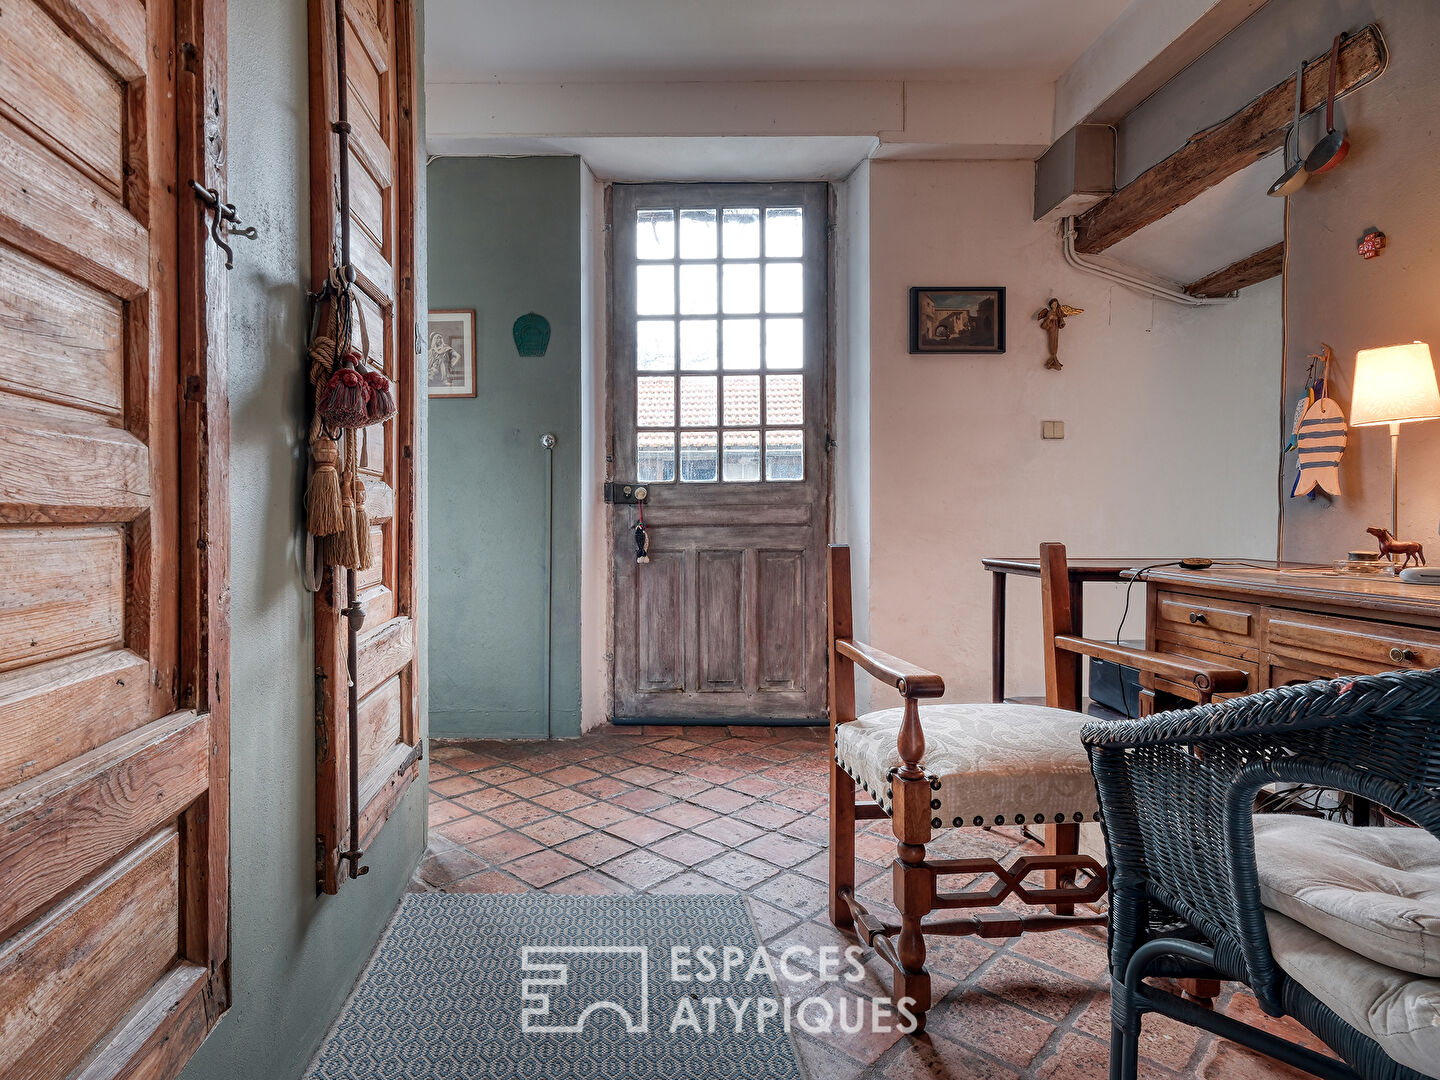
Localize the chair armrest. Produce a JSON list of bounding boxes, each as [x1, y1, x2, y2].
[[1053, 635, 1249, 695], [835, 639, 945, 700]]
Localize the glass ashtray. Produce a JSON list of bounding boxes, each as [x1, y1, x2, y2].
[[1333, 559, 1392, 575]]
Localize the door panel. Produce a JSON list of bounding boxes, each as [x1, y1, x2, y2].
[[611, 184, 830, 721], [310, 0, 420, 893], [0, 0, 229, 1075]]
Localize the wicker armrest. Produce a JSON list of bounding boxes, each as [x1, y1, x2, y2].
[[835, 638, 945, 700]]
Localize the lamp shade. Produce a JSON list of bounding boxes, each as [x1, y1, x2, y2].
[[1350, 341, 1440, 427]]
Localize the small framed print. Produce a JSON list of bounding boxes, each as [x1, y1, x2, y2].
[[909, 287, 1006, 354], [427, 309, 476, 397]]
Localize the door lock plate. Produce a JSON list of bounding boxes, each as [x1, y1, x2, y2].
[[604, 482, 649, 505]]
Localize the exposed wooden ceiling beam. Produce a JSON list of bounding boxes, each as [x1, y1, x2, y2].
[[1074, 25, 1386, 254], [1186, 242, 1284, 298]]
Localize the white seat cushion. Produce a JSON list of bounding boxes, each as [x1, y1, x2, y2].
[[1266, 910, 1440, 1076], [834, 702, 1100, 829], [1254, 815, 1440, 976]]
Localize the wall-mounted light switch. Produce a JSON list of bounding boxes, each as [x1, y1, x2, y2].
[[1042, 420, 1066, 440]]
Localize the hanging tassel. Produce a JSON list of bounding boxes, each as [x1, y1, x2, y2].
[[333, 430, 364, 570], [363, 370, 397, 423], [317, 361, 371, 430], [353, 479, 373, 570], [306, 434, 345, 536]]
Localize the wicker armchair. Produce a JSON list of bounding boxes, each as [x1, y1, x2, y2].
[[1082, 668, 1440, 1080]]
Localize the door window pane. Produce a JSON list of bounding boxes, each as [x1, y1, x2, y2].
[[637, 320, 674, 371], [636, 376, 674, 428], [764, 263, 803, 313], [679, 430, 718, 482], [680, 320, 718, 370], [765, 374, 803, 426], [722, 263, 760, 313], [765, 429, 803, 481], [765, 207, 803, 257], [722, 208, 761, 258], [679, 375, 717, 427], [722, 375, 760, 426], [679, 264, 718, 314], [636, 209, 674, 260], [722, 430, 761, 482], [722, 319, 760, 370], [679, 209, 717, 259], [765, 317, 803, 369], [637, 431, 675, 483], [636, 265, 674, 315]]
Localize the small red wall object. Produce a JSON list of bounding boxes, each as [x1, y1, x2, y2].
[[1357, 228, 1387, 259]]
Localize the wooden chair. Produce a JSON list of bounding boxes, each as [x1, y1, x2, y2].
[[827, 542, 1249, 1030]]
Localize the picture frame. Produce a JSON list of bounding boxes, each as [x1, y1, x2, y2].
[[427, 309, 477, 397], [909, 287, 1006, 354]]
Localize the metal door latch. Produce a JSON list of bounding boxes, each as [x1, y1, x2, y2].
[[190, 180, 258, 268], [604, 481, 649, 505]]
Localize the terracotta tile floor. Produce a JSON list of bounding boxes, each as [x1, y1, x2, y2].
[[418, 725, 1314, 1079]]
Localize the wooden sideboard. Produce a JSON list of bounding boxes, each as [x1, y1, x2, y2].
[[1139, 564, 1440, 709]]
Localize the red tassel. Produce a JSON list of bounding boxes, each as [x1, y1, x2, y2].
[[364, 370, 397, 423], [317, 365, 370, 429]]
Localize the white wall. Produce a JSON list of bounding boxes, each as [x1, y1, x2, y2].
[[861, 159, 1280, 704], [579, 165, 611, 731]]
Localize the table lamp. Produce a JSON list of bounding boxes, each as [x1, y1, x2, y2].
[[1349, 341, 1440, 537]]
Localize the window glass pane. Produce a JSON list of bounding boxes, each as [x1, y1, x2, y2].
[[679, 430, 718, 482], [636, 265, 674, 315], [765, 317, 804, 369], [679, 209, 717, 259], [766, 374, 804, 426], [722, 209, 761, 258], [636, 320, 674, 371], [636, 209, 674, 260], [765, 429, 804, 481], [637, 431, 675, 483], [722, 319, 760, 370], [722, 430, 761, 482], [636, 376, 674, 428], [764, 262, 803, 313], [722, 263, 759, 313], [679, 264, 718, 314], [722, 375, 760, 426], [679, 375, 717, 427], [679, 320, 717, 370], [765, 207, 803, 257]]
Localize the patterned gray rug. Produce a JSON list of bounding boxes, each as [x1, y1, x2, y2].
[[308, 893, 806, 1079]]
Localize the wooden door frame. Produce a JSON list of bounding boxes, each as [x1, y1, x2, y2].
[[602, 181, 837, 722], [308, 0, 422, 894]]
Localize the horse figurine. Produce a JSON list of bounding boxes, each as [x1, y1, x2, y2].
[[1366, 526, 1427, 571]]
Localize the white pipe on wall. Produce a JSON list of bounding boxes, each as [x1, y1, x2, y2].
[[1060, 217, 1239, 307]]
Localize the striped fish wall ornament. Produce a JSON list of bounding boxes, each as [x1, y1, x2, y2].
[[1291, 396, 1348, 498]]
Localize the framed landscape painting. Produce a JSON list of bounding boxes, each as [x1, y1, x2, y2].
[[427, 309, 476, 397], [909, 287, 1005, 354]]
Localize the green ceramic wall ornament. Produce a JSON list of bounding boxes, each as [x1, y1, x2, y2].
[[512, 313, 551, 357]]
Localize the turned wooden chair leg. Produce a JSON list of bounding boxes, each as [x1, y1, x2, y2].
[[892, 838, 934, 1028], [829, 754, 856, 930]]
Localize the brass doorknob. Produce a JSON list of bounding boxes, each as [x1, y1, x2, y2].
[[1389, 646, 1415, 663]]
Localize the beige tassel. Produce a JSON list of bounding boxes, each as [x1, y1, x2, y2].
[[353, 479, 373, 570], [335, 432, 363, 570], [306, 435, 344, 536]]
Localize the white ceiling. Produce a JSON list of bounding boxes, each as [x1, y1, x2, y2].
[[425, 0, 1134, 84]]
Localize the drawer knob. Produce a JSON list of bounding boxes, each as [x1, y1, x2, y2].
[[1189, 611, 1206, 624], [1389, 646, 1416, 663]]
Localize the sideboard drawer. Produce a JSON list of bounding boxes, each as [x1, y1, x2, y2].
[[1156, 591, 1258, 644], [1267, 609, 1440, 671]]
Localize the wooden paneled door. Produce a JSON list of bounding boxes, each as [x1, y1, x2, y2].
[[0, 0, 231, 1075], [610, 184, 831, 722], [309, 0, 421, 893]]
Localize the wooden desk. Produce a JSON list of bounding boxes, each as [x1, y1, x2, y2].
[[1138, 564, 1440, 705], [982, 556, 1184, 704]]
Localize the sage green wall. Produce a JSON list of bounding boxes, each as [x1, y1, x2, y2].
[[426, 157, 583, 738], [178, 1, 428, 1078]]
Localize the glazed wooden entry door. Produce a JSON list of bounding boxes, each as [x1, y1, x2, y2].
[[309, 0, 421, 893], [0, 0, 231, 1076], [611, 183, 830, 722]]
